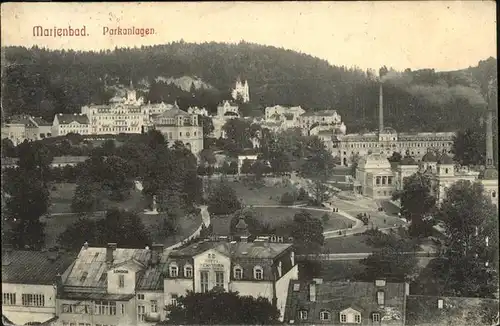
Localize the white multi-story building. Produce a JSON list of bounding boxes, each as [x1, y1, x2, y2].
[[54, 243, 167, 326], [2, 115, 53, 145], [151, 106, 204, 156], [81, 86, 150, 135], [212, 101, 240, 139], [1, 246, 76, 325], [231, 78, 250, 103], [187, 106, 209, 117], [52, 113, 91, 137], [164, 239, 298, 321], [297, 109, 343, 136]]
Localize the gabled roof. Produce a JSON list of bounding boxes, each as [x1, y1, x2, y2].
[[422, 151, 438, 162], [400, 156, 418, 166], [32, 117, 52, 126], [302, 109, 338, 117], [284, 280, 406, 324], [56, 113, 90, 125], [156, 107, 190, 118], [2, 250, 77, 285]]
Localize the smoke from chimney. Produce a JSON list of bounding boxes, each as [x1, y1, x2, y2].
[[379, 83, 384, 132]]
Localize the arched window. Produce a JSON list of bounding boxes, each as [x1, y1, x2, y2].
[[169, 263, 178, 278], [445, 168, 449, 174], [320, 310, 331, 321], [277, 261, 282, 278], [253, 266, 263, 280], [492, 191, 497, 198], [184, 264, 193, 278], [233, 265, 243, 280]]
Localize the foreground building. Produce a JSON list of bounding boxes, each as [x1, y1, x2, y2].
[[55, 243, 167, 326], [52, 113, 91, 137], [164, 239, 298, 321], [284, 279, 408, 325], [1, 246, 76, 325], [2, 115, 52, 145]]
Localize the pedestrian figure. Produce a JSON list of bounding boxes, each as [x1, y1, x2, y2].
[[384, 218, 386, 224]]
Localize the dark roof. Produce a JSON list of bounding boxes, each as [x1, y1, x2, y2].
[[284, 280, 406, 324], [56, 113, 90, 125], [400, 156, 418, 166], [437, 153, 454, 165], [156, 107, 190, 118], [52, 156, 89, 164], [302, 110, 338, 117], [405, 295, 499, 326], [2, 250, 77, 285], [480, 167, 499, 180], [60, 292, 135, 301], [170, 240, 292, 259], [32, 117, 52, 126], [422, 151, 438, 162]]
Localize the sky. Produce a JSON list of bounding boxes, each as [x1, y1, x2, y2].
[[1, 1, 497, 72]]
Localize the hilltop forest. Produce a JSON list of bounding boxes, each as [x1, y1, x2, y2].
[[2, 41, 497, 133]]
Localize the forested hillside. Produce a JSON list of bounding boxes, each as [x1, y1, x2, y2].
[[2, 41, 496, 132]]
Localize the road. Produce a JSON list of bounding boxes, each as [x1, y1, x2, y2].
[[297, 251, 439, 261]]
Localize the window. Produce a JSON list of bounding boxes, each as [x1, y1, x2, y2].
[[492, 191, 496, 198], [215, 271, 224, 288], [94, 300, 117, 315], [22, 294, 44, 307], [118, 275, 125, 288], [184, 265, 193, 278], [372, 313, 380, 322], [377, 290, 385, 305], [137, 294, 145, 300], [234, 266, 243, 279], [340, 313, 347, 323], [62, 304, 76, 313], [299, 310, 308, 320], [121, 304, 125, 315], [137, 305, 146, 321], [355, 314, 361, 323], [151, 300, 158, 313], [169, 264, 179, 277], [200, 271, 209, 293], [254, 266, 263, 280], [3, 293, 16, 305], [320, 310, 331, 321], [171, 294, 178, 305]]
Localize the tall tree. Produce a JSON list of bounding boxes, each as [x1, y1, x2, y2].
[[393, 172, 436, 237], [162, 289, 280, 325], [452, 127, 486, 166], [291, 210, 324, 254], [198, 115, 215, 138], [435, 180, 498, 298], [222, 118, 253, 154], [207, 181, 242, 215]]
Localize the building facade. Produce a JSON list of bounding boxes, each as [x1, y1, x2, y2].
[[212, 101, 240, 139], [54, 243, 167, 326], [285, 279, 408, 325], [2, 115, 53, 145], [52, 114, 91, 137], [231, 78, 250, 103], [151, 106, 203, 156], [297, 110, 343, 136], [2, 247, 76, 325], [164, 239, 298, 321]]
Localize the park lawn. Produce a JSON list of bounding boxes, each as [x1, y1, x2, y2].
[[141, 211, 202, 247], [322, 213, 352, 231], [323, 234, 376, 254], [229, 181, 296, 206]]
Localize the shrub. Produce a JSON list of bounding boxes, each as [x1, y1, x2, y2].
[[280, 192, 296, 205], [321, 213, 330, 223]]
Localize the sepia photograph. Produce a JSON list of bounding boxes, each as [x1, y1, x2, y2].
[[1, 1, 498, 325]]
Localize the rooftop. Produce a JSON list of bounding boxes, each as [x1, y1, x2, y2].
[[155, 107, 190, 118], [284, 280, 407, 324], [302, 109, 338, 117], [52, 156, 89, 164], [169, 240, 292, 259], [56, 113, 90, 125], [2, 249, 77, 285]]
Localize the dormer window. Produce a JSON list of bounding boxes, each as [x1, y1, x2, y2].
[[340, 313, 347, 323], [372, 313, 380, 322], [253, 266, 263, 280], [299, 310, 308, 320], [184, 264, 193, 278], [234, 266, 243, 280], [355, 314, 361, 323], [169, 263, 179, 277], [320, 310, 331, 321]]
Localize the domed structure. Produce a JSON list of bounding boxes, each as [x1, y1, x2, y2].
[[422, 150, 438, 162], [480, 167, 499, 180], [437, 153, 454, 165]]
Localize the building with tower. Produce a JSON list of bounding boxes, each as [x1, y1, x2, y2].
[[334, 83, 455, 166], [231, 78, 250, 103]]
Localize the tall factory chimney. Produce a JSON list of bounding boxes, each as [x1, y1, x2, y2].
[[379, 83, 384, 132], [481, 79, 498, 180]]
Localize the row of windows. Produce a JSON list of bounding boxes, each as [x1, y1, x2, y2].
[[165, 131, 198, 139], [343, 142, 452, 148], [168, 264, 264, 280], [62, 323, 116, 326], [97, 127, 140, 132], [299, 310, 380, 323], [375, 176, 393, 185], [95, 115, 145, 120], [22, 294, 45, 307]]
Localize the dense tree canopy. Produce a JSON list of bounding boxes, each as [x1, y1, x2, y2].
[[291, 210, 324, 254], [3, 44, 495, 133], [162, 289, 280, 325], [207, 181, 242, 215]]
